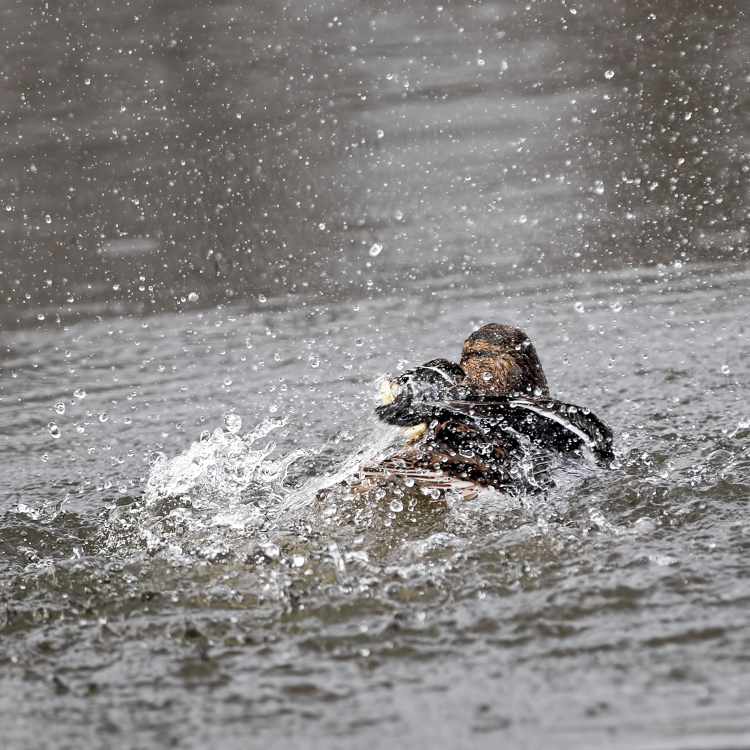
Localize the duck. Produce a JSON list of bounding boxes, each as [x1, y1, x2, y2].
[[354, 324, 614, 501]]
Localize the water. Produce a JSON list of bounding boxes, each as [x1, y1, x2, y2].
[[1, 0, 750, 748]]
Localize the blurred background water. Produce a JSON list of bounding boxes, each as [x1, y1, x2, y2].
[[1, 0, 749, 748]]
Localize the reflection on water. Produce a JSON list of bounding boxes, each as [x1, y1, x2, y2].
[[1, 0, 750, 748], [0, 0, 747, 326]]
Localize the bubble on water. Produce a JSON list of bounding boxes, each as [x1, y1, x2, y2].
[[721, 364, 730, 375], [48, 423, 61, 439], [188, 292, 199, 302], [99, 413, 108, 422], [605, 69, 615, 79], [74, 388, 86, 399], [389, 498, 404, 513], [610, 300, 623, 312], [224, 413, 242, 434], [355, 337, 364, 346], [54, 402, 65, 415], [574, 301, 585, 313], [369, 242, 383, 257], [308, 353, 320, 368]]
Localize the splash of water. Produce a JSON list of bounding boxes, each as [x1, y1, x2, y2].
[[143, 416, 307, 517]]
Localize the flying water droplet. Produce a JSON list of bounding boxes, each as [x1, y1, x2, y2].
[[223, 377, 233, 387], [48, 423, 61, 439], [482, 371, 493, 381], [610, 300, 622, 312], [369, 242, 383, 257], [721, 365, 730, 375], [224, 413, 242, 434], [74, 388, 86, 399], [355, 337, 364, 346], [308, 353, 320, 368], [54, 402, 65, 415], [574, 301, 585, 313], [99, 413, 108, 422], [188, 292, 199, 302], [605, 69, 615, 79]]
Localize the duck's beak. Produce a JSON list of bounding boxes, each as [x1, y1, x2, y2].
[[378, 377, 426, 440], [378, 378, 398, 405]]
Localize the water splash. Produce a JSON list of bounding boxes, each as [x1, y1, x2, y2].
[[143, 416, 302, 511]]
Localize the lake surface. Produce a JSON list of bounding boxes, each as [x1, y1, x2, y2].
[[1, 0, 749, 748]]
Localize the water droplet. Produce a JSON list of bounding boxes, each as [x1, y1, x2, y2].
[[112, 283, 120, 291], [223, 377, 233, 387], [376, 129, 384, 139], [355, 337, 364, 346], [188, 292, 199, 302], [54, 402, 65, 415], [389, 498, 404, 513], [605, 69, 615, 79], [98, 413, 108, 422], [404, 477, 415, 488], [574, 301, 585, 313], [45, 214, 51, 224], [369, 242, 383, 257], [48, 423, 61, 439], [308, 353, 320, 368], [593, 181, 605, 195], [610, 300, 622, 312], [292, 554, 306, 567], [482, 371, 493, 381], [518, 214, 527, 224], [37, 313, 45, 321], [224, 413, 242, 434], [41, 452, 49, 462], [258, 294, 266, 303], [721, 364, 730, 375]]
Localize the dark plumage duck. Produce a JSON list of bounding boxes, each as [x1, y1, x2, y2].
[[359, 324, 613, 500]]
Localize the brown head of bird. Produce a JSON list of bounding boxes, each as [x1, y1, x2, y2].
[[460, 323, 549, 397]]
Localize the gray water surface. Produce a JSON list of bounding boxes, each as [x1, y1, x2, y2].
[[1, 0, 750, 748]]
